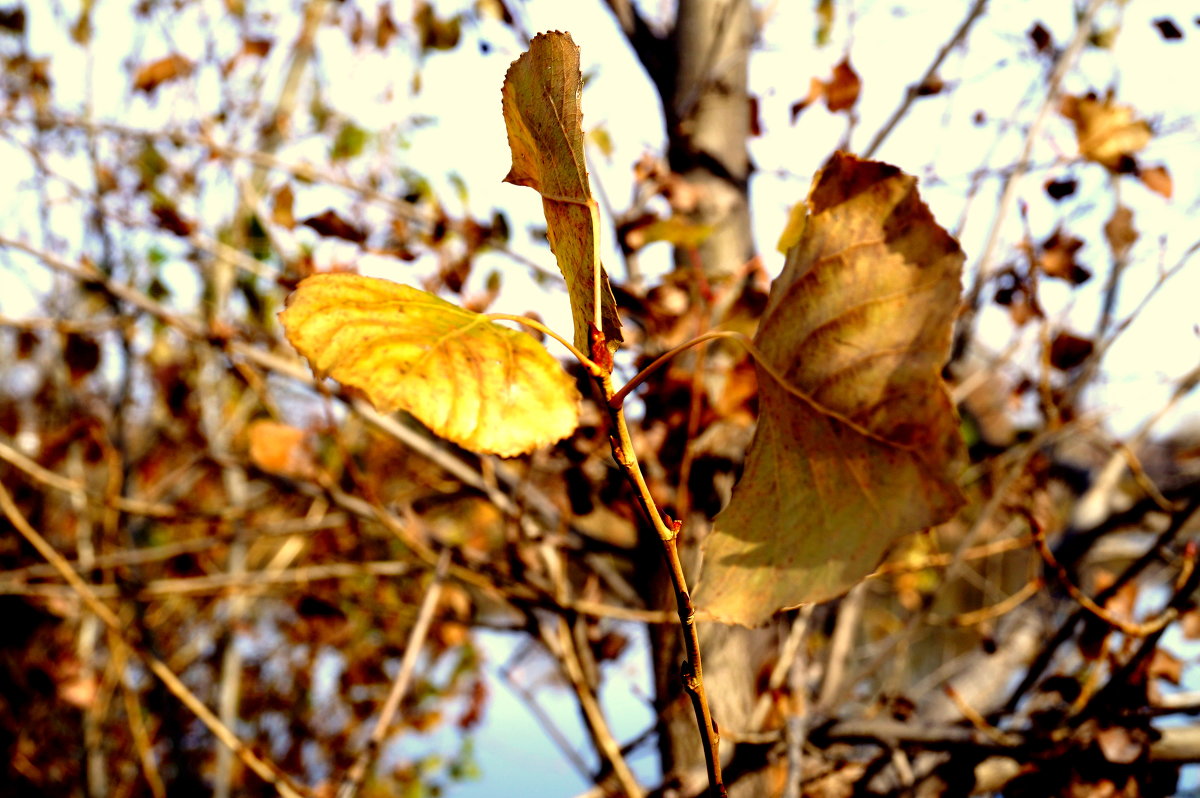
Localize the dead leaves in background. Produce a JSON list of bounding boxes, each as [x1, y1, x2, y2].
[[696, 153, 966, 626], [791, 58, 861, 121], [133, 53, 193, 94], [1034, 228, 1091, 285]]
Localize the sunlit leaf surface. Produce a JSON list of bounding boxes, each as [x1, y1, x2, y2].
[[281, 273, 580, 457], [696, 153, 967, 626]]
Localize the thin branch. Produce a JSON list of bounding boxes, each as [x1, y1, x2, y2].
[[499, 658, 593, 780], [1001, 492, 1200, 715], [954, 0, 1107, 360], [539, 617, 646, 798], [1030, 511, 1189, 637], [862, 0, 989, 158], [601, 366, 725, 796], [338, 549, 450, 798]]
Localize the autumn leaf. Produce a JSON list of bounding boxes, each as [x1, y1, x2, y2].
[[280, 274, 580, 457], [1036, 228, 1091, 285], [1060, 94, 1151, 171], [1138, 164, 1172, 199], [695, 153, 966, 626], [790, 58, 861, 121], [133, 54, 193, 94], [1104, 205, 1137, 258], [247, 420, 317, 479], [302, 209, 367, 244], [501, 31, 623, 361]]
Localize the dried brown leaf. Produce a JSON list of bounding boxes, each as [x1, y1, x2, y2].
[[696, 153, 966, 626], [501, 31, 622, 359]]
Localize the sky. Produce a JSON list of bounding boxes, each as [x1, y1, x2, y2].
[[4, 0, 1200, 794], [6, 0, 1199, 437]]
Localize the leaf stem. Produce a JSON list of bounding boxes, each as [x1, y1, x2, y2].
[[599, 372, 727, 797], [613, 329, 897, 448], [609, 330, 737, 408], [485, 313, 606, 376]]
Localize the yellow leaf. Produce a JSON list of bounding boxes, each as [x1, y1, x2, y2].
[[280, 274, 580, 457], [775, 200, 808, 253], [501, 31, 623, 361], [696, 153, 967, 626]]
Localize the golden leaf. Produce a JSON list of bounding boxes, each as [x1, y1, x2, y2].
[[280, 274, 580, 457], [1060, 94, 1152, 171]]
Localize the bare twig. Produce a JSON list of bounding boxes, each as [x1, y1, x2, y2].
[[1029, 511, 1183, 637], [603, 366, 725, 797], [955, 0, 1107, 360], [338, 549, 450, 798], [539, 618, 645, 798], [862, 0, 989, 158]]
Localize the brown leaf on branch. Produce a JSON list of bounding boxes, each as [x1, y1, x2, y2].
[[301, 209, 367, 244], [1138, 164, 1172, 199], [1060, 93, 1152, 172], [790, 58, 861, 120], [696, 153, 966, 626], [1036, 228, 1091, 285], [133, 54, 193, 94], [247, 420, 317, 479], [501, 31, 622, 360], [280, 274, 580, 457], [1049, 331, 1094, 371], [1104, 205, 1138, 258]]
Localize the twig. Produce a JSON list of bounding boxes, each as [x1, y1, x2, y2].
[[817, 583, 865, 712], [109, 628, 167, 798], [338, 549, 450, 798], [869, 534, 1033, 576], [499, 658, 593, 780], [954, 0, 1106, 360], [1001, 492, 1200, 715], [749, 607, 813, 732], [0, 480, 307, 798], [602, 368, 726, 797], [862, 0, 989, 158], [539, 618, 646, 797], [928, 577, 1042, 628], [1029, 511, 1183, 637]]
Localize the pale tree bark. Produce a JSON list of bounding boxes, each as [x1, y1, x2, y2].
[[606, 2, 774, 795]]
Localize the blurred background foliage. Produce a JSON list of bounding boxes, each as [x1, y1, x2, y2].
[[1, 1, 1199, 797]]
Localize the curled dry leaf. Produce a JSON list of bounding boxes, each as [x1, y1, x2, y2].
[[279, 274, 580, 457], [132, 53, 193, 94], [1103, 205, 1137, 258], [1060, 94, 1152, 171], [1036, 228, 1090, 285], [501, 31, 623, 360], [247, 420, 317, 479], [1138, 164, 1172, 199], [790, 58, 861, 121], [696, 153, 966, 626]]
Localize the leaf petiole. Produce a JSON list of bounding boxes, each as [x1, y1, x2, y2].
[[609, 330, 743, 409], [484, 313, 607, 377]]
